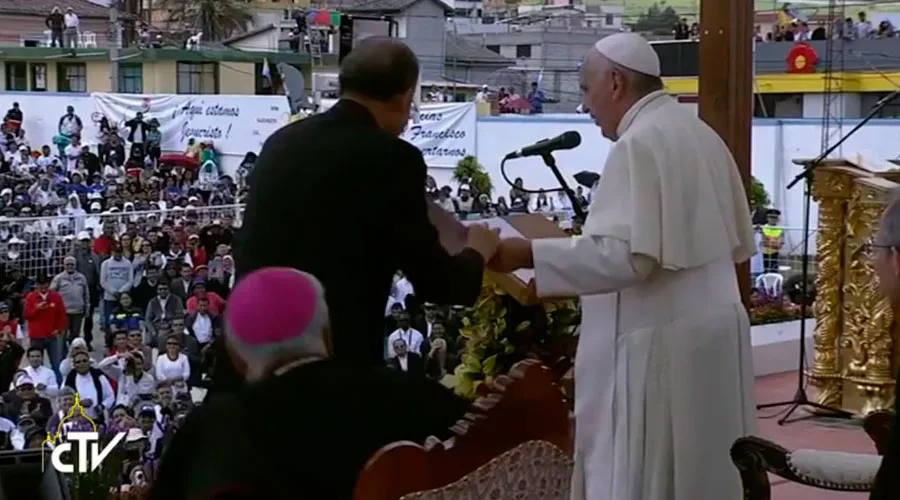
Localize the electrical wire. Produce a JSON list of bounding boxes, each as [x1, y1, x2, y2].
[[499, 156, 565, 196]]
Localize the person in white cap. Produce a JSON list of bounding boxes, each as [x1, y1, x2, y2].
[[487, 32, 757, 500]]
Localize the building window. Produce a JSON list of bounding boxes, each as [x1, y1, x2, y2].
[[515, 44, 532, 58], [862, 93, 900, 118], [486, 45, 500, 54], [753, 94, 804, 118], [605, 14, 614, 25], [4, 62, 27, 91], [30, 63, 47, 91], [176, 62, 218, 94], [57, 63, 87, 92], [118, 63, 143, 93]]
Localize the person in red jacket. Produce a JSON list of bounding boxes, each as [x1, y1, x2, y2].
[[185, 279, 226, 316], [187, 234, 208, 267], [23, 274, 67, 383], [92, 222, 118, 258]]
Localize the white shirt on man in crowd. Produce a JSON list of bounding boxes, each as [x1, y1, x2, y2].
[[64, 143, 81, 170], [191, 314, 213, 344], [21, 363, 59, 400], [72, 371, 116, 420]]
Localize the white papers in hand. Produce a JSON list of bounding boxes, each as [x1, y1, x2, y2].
[[461, 217, 536, 283]]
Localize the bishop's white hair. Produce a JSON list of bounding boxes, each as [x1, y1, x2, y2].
[[224, 271, 331, 368]]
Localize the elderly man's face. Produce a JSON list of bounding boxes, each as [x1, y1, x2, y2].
[[579, 52, 628, 140], [59, 395, 75, 412]]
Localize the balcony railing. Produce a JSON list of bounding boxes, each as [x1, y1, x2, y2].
[[16, 30, 121, 49]]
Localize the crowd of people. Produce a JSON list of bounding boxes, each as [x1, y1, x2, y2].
[[0, 100, 246, 489], [0, 88, 594, 491], [752, 9, 897, 42]]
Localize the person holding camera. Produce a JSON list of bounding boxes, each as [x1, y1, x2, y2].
[[23, 274, 66, 383], [98, 346, 155, 408]]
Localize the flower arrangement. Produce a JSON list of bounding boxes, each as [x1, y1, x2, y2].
[[749, 291, 809, 325], [447, 276, 580, 399]]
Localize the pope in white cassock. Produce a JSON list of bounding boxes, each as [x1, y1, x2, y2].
[[488, 33, 759, 500]]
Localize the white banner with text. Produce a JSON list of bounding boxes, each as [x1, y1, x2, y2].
[[402, 102, 476, 168], [0, 93, 476, 167], [92, 93, 292, 156]]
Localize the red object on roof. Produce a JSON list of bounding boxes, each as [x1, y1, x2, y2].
[[785, 42, 818, 74], [311, 8, 333, 26]]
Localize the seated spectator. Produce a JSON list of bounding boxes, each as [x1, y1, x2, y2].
[[150, 268, 470, 500], [2, 375, 52, 428], [386, 338, 425, 376], [154, 334, 190, 397], [20, 346, 59, 400], [185, 279, 224, 316], [62, 350, 116, 422]]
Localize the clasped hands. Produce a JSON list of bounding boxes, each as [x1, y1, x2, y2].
[[466, 224, 535, 274]]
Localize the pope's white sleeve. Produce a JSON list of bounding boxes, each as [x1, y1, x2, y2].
[[532, 235, 656, 297]]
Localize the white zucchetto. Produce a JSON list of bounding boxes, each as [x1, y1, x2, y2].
[[593, 33, 661, 78]]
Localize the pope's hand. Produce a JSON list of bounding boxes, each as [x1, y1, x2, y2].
[[488, 238, 533, 273], [466, 224, 501, 261]]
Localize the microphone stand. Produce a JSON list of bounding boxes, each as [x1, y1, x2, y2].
[[756, 88, 899, 425], [541, 153, 587, 224]]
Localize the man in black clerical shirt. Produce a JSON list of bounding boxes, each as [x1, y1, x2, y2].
[[231, 38, 499, 382]]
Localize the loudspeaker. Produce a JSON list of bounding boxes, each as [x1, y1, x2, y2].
[[338, 14, 354, 64]]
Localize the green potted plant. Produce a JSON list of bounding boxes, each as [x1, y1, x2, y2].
[[453, 156, 492, 197]]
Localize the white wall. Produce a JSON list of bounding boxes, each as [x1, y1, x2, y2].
[[450, 115, 900, 241]]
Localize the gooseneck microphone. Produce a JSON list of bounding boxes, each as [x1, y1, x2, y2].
[[503, 131, 582, 160]]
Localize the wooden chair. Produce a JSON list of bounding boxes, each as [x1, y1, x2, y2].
[[730, 409, 893, 499], [354, 359, 573, 500]]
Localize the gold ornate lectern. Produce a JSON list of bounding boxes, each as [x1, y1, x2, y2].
[[798, 158, 899, 415]]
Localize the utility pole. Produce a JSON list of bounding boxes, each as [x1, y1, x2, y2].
[[109, 1, 120, 92]]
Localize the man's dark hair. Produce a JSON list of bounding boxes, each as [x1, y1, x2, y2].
[[338, 37, 419, 102], [35, 274, 50, 285]]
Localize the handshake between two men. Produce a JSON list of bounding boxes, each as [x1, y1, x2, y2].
[[464, 224, 536, 283]]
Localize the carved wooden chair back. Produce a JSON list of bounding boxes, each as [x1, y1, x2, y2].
[[354, 360, 572, 500]]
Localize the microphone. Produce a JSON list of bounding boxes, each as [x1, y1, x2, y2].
[[503, 131, 582, 160]]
